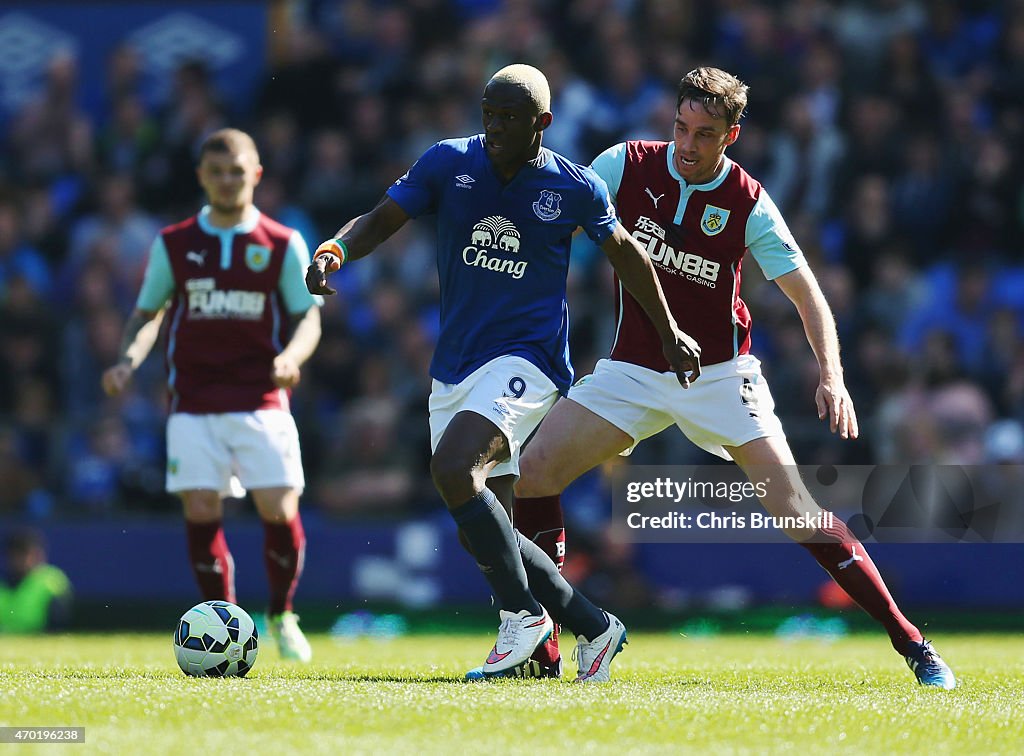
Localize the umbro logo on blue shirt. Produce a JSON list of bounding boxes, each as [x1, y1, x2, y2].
[[455, 174, 475, 189]]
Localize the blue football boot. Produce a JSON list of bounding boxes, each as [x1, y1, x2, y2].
[[905, 639, 956, 690]]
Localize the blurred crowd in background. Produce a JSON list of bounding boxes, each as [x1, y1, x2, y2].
[[1, 0, 1023, 527]]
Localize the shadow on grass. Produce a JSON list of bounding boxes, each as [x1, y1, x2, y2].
[[9, 669, 470, 683], [16, 670, 176, 680], [297, 673, 489, 684]]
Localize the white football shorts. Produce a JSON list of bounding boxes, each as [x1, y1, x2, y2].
[[567, 354, 786, 460], [429, 355, 559, 478], [166, 410, 305, 495]]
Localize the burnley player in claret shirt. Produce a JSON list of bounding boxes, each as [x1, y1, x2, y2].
[[102, 129, 321, 663], [508, 67, 957, 689]]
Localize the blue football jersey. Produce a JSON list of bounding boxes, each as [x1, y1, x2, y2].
[[387, 135, 618, 392]]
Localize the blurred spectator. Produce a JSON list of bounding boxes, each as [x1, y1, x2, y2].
[[0, 277, 60, 419], [96, 95, 161, 177], [879, 31, 943, 128], [888, 134, 954, 260], [19, 184, 68, 265], [923, 1, 1000, 81], [564, 527, 655, 612], [955, 136, 1021, 256], [299, 128, 356, 234], [0, 426, 44, 516], [313, 398, 418, 516], [0, 196, 51, 299], [984, 418, 1024, 465], [900, 265, 994, 376], [978, 308, 1023, 415], [9, 52, 94, 183], [587, 44, 664, 154], [831, 94, 903, 218], [64, 413, 134, 513], [993, 9, 1024, 113], [930, 380, 994, 463], [104, 44, 147, 111], [858, 247, 928, 335], [151, 61, 227, 215], [832, 0, 927, 75], [10, 381, 59, 499], [762, 94, 844, 220], [258, 22, 338, 130], [62, 304, 126, 421], [361, 5, 417, 97], [977, 418, 1024, 541], [837, 174, 899, 288], [255, 111, 306, 192], [255, 174, 319, 252], [0, 529, 72, 633], [797, 40, 844, 130], [540, 51, 598, 161], [714, 3, 793, 128], [67, 173, 161, 291]]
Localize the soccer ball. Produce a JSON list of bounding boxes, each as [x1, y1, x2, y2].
[[173, 600, 259, 677]]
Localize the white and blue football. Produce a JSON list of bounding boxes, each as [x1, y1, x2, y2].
[[173, 600, 259, 677]]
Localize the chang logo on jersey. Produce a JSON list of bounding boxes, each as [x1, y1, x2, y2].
[[188, 288, 266, 320], [462, 215, 527, 279], [632, 216, 721, 288]]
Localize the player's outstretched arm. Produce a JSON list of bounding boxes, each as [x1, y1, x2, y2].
[[100, 307, 165, 397], [774, 266, 859, 440], [600, 223, 701, 388], [306, 196, 410, 295]]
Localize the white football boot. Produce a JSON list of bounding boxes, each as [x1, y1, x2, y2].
[[574, 612, 627, 683], [481, 608, 553, 677], [267, 611, 313, 663]]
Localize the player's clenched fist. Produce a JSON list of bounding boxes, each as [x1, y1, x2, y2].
[[305, 240, 345, 295], [101, 362, 134, 397], [662, 327, 701, 389], [272, 353, 301, 389]]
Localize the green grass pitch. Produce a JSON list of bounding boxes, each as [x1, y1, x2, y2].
[[1, 633, 1021, 754]]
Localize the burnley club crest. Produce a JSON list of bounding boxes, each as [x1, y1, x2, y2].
[[245, 244, 272, 272], [700, 204, 730, 236]]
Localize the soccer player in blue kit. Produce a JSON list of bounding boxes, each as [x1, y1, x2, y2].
[[307, 64, 700, 681]]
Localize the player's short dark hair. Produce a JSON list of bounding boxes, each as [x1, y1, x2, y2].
[[677, 67, 748, 126], [198, 128, 259, 162]]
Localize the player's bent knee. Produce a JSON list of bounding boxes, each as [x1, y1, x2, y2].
[[429, 454, 477, 507], [515, 475, 563, 498], [181, 490, 222, 523], [254, 507, 291, 524], [251, 487, 300, 523], [515, 454, 564, 498]]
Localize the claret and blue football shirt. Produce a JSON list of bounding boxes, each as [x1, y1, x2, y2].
[[591, 141, 806, 369], [388, 135, 617, 392]]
